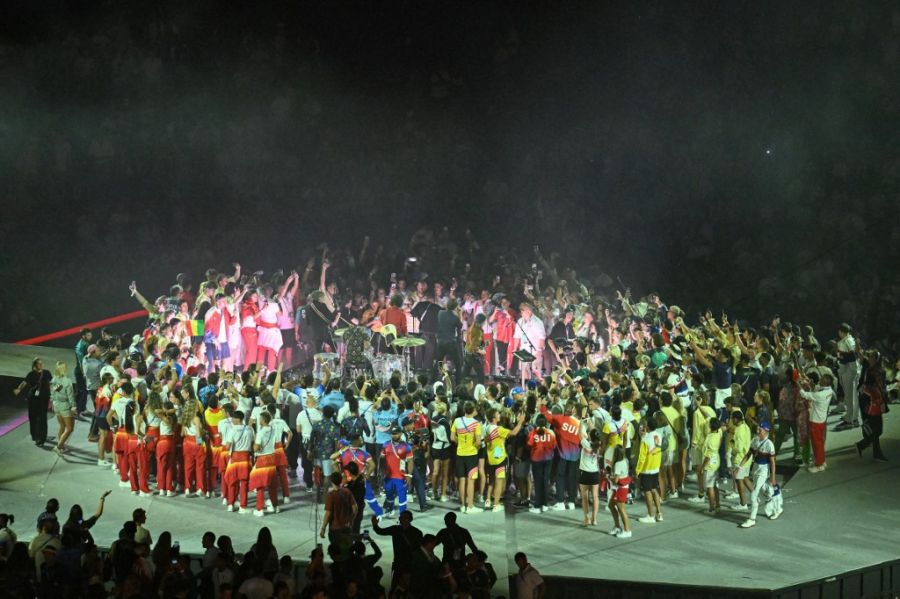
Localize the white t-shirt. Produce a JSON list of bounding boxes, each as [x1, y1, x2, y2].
[[229, 423, 255, 452], [270, 417, 291, 444], [296, 406, 323, 442], [111, 397, 135, 424], [801, 387, 834, 424], [579, 438, 600, 473], [514, 316, 546, 353], [255, 426, 277, 455]]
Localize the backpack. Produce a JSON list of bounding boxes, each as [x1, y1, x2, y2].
[[341, 415, 370, 439]]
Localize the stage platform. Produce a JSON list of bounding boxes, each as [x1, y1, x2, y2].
[[0, 405, 896, 597], [0, 342, 75, 378]]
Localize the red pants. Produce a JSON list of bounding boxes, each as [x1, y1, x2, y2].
[[156, 436, 175, 492], [114, 431, 129, 482], [275, 445, 290, 499], [182, 438, 207, 494], [241, 327, 259, 366], [483, 333, 494, 376], [810, 421, 826, 466], [126, 436, 150, 493], [257, 346, 278, 371], [256, 480, 279, 510], [225, 452, 251, 508], [209, 445, 222, 495]]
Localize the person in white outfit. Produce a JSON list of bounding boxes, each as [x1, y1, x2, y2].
[[739, 422, 781, 528], [834, 324, 861, 431]]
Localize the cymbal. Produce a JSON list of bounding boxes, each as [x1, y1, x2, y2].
[[334, 327, 349, 337], [376, 324, 398, 337], [392, 336, 426, 347]]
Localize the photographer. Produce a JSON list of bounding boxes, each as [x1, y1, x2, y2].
[[405, 419, 433, 512]]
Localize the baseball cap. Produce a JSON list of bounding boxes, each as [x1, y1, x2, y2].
[[390, 425, 403, 435], [759, 421, 771, 431], [511, 386, 525, 395]]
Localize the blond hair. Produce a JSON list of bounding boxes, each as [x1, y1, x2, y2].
[[54, 361, 67, 377]]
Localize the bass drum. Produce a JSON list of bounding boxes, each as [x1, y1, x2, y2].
[[371, 354, 405, 386], [313, 353, 340, 381]]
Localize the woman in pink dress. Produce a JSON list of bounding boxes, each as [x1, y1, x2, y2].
[[256, 297, 283, 372]]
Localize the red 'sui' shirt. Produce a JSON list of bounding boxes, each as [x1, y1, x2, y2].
[[540, 405, 581, 461], [527, 427, 557, 463]]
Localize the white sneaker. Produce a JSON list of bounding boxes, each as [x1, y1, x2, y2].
[[265, 499, 274, 508], [131, 491, 138, 495], [730, 503, 749, 512], [687, 495, 706, 504], [492, 505, 503, 512], [669, 490, 679, 499], [552, 503, 565, 511], [119, 481, 131, 488], [238, 508, 249, 515], [226, 505, 234, 512], [265, 506, 280, 514], [139, 492, 153, 498], [467, 506, 484, 514], [616, 530, 632, 539], [608, 527, 621, 536], [166, 491, 176, 497], [253, 509, 264, 517], [725, 492, 740, 500], [655, 513, 664, 522], [205, 492, 212, 499], [97, 460, 108, 467], [222, 498, 228, 505], [484, 501, 492, 510], [440, 495, 449, 502], [282, 497, 291, 505], [637, 515, 656, 524], [565, 502, 575, 510], [739, 519, 756, 528], [769, 508, 783, 520], [529, 507, 541, 514], [541, 506, 549, 513], [459, 506, 467, 514]]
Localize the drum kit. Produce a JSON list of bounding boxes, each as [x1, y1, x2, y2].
[[316, 325, 426, 386]]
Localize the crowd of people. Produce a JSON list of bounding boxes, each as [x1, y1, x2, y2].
[[6, 245, 896, 597], [0, 493, 539, 599]]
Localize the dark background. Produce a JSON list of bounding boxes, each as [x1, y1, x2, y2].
[[1, 1, 898, 348]]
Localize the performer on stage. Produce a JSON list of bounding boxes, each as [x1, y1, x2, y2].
[[513, 303, 545, 385]]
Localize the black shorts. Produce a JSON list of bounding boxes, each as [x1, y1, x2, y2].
[[487, 460, 509, 479], [455, 455, 479, 479], [432, 446, 451, 460], [639, 473, 660, 493], [95, 416, 110, 432], [579, 470, 600, 486], [477, 446, 487, 460]]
